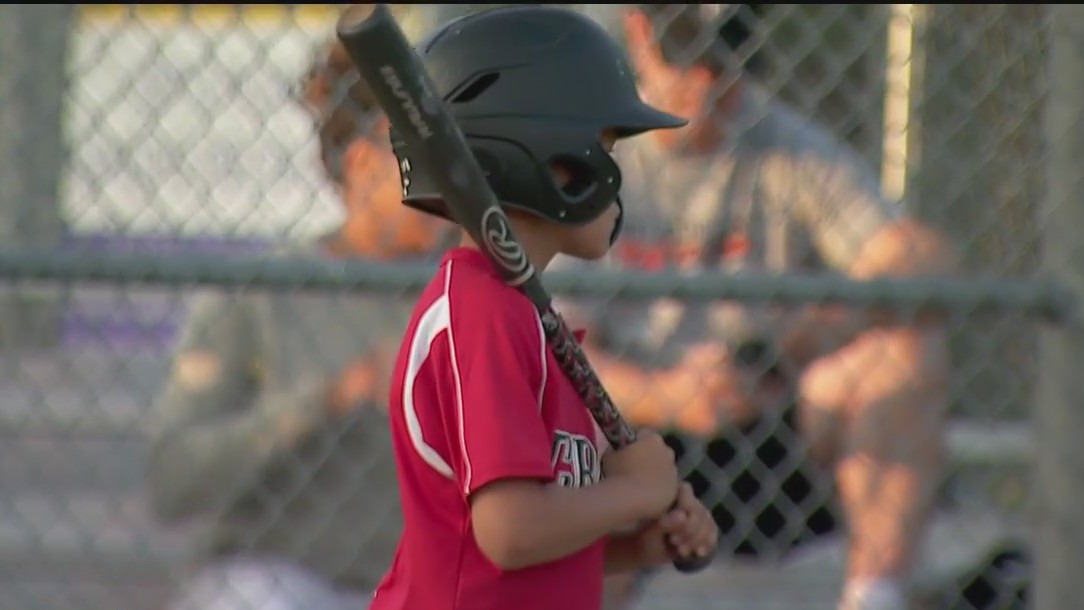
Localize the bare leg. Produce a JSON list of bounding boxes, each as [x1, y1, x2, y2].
[[799, 326, 949, 605]]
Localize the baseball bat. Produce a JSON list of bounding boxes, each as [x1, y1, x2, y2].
[[336, 3, 714, 574]]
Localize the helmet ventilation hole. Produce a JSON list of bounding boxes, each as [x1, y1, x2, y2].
[[451, 72, 501, 103]]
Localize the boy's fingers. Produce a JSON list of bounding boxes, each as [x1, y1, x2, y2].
[[665, 534, 693, 557], [662, 503, 719, 555], [666, 528, 704, 548], [668, 527, 717, 559], [658, 508, 687, 530], [676, 482, 697, 506], [674, 514, 717, 552]]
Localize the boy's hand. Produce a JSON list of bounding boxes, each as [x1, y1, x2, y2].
[[638, 483, 719, 567], [601, 429, 679, 519]]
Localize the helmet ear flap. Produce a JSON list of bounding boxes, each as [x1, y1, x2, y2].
[[531, 137, 622, 226], [609, 196, 625, 246], [549, 155, 600, 205]]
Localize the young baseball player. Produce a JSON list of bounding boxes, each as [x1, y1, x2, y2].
[[367, 7, 718, 610]]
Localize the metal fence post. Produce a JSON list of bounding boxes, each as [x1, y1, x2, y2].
[[910, 5, 1046, 422], [1035, 5, 1084, 610], [0, 4, 75, 348]]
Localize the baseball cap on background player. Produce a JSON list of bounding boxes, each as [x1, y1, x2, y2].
[[636, 3, 766, 74], [392, 6, 687, 245]]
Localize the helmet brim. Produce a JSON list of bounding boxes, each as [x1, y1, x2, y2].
[[612, 101, 689, 137]]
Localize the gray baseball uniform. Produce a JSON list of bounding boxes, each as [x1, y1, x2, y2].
[[564, 83, 901, 368], [148, 238, 419, 608], [556, 84, 903, 558]]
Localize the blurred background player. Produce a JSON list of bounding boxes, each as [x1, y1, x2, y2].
[[551, 5, 958, 610], [145, 30, 453, 610]]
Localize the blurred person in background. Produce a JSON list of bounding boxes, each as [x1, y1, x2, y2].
[[553, 5, 957, 610], [146, 27, 453, 610]]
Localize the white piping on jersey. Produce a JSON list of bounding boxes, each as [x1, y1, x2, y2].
[[401, 266, 456, 481], [533, 313, 547, 415], [404, 260, 551, 492], [445, 262, 473, 494]]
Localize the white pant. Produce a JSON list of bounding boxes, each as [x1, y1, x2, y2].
[[167, 557, 371, 610]]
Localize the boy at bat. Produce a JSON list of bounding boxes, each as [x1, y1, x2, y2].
[[368, 7, 718, 610]]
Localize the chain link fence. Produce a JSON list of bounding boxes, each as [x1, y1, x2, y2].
[[0, 3, 1078, 610]]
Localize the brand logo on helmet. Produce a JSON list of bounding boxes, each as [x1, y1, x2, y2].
[[378, 65, 433, 140], [399, 157, 412, 197], [481, 207, 533, 287]]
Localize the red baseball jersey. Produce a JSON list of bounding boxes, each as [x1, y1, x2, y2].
[[370, 247, 608, 610]]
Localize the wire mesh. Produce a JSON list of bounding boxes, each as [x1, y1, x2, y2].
[[0, 4, 1075, 610]]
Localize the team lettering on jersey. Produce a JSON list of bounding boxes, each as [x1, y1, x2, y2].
[[551, 431, 601, 488]]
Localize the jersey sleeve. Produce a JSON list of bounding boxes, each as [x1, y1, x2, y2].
[[447, 286, 556, 497]]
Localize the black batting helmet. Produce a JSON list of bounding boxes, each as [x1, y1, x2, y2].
[[393, 6, 687, 235]]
